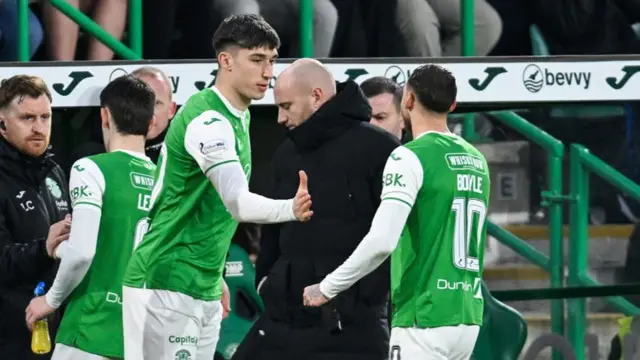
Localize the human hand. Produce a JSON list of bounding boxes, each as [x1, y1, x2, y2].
[[221, 280, 231, 320], [25, 296, 56, 331], [293, 171, 313, 222], [46, 214, 71, 258], [302, 283, 329, 307]]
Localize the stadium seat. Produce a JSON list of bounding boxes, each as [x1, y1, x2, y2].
[[529, 25, 625, 119], [215, 244, 265, 360], [471, 282, 528, 360]]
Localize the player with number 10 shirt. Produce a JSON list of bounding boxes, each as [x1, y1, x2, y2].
[[304, 64, 490, 360]]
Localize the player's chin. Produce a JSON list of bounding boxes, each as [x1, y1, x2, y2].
[[250, 90, 267, 100]]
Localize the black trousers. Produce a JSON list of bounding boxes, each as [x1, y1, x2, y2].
[[232, 315, 389, 360]]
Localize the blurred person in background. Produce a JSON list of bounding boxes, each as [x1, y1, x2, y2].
[[361, 76, 404, 141], [68, 66, 176, 165], [42, 0, 127, 60], [0, 0, 44, 61], [214, 0, 339, 58], [259, 0, 338, 58], [0, 75, 71, 359], [396, 0, 502, 56], [131, 66, 177, 163]]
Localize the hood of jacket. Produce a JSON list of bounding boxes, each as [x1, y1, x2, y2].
[[287, 80, 372, 152]]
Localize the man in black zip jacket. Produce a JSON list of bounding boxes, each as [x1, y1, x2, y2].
[[0, 75, 71, 359], [233, 59, 400, 360]]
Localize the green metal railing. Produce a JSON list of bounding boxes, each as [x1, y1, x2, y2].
[[17, 0, 142, 61], [484, 111, 566, 358], [300, 0, 314, 57], [460, 0, 476, 140], [567, 145, 640, 359]]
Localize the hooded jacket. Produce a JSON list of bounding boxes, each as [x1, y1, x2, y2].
[[249, 80, 400, 359]]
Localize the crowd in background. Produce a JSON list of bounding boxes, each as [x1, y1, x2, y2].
[[0, 0, 637, 62]]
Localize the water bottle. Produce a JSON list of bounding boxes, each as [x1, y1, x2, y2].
[[31, 282, 51, 354]]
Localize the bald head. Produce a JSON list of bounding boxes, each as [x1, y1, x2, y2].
[[277, 58, 336, 96], [274, 59, 337, 130], [131, 66, 177, 140]]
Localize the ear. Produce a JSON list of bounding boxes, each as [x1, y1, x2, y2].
[[218, 51, 232, 72], [449, 101, 457, 113], [311, 87, 323, 104], [169, 101, 177, 119], [100, 107, 110, 130], [403, 91, 415, 112], [148, 115, 157, 136]]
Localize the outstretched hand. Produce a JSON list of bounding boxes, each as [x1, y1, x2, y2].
[[293, 170, 313, 222]]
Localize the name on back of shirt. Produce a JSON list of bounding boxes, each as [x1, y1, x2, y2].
[[457, 174, 483, 194]]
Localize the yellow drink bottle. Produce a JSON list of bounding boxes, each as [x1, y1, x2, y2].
[[31, 282, 51, 354]]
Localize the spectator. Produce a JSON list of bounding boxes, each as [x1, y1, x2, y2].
[[234, 59, 400, 360], [395, 0, 502, 56], [259, 0, 338, 58], [42, 0, 127, 60], [0, 0, 44, 61], [361, 76, 404, 141], [0, 75, 71, 359]]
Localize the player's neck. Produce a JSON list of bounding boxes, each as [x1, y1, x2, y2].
[[214, 80, 251, 112], [108, 135, 146, 155], [411, 113, 450, 138]]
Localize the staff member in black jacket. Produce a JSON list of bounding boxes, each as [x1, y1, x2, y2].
[[0, 75, 71, 359], [233, 59, 400, 360]]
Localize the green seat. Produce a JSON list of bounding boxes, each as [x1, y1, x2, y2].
[[215, 244, 265, 359], [472, 282, 528, 360], [529, 25, 625, 119]]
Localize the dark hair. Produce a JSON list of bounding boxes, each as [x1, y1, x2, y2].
[[360, 76, 403, 111], [100, 75, 155, 136], [0, 75, 52, 109], [407, 64, 457, 113], [212, 14, 280, 55]]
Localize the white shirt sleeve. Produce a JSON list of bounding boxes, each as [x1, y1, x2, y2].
[[184, 111, 296, 224], [379, 146, 424, 208], [45, 159, 104, 308], [319, 147, 424, 298]]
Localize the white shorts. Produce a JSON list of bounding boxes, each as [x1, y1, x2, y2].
[[51, 343, 111, 360], [389, 325, 480, 360], [122, 286, 223, 360]]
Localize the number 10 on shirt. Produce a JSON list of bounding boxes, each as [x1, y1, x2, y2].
[[450, 197, 487, 273]]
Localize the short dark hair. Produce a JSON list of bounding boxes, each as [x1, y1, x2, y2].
[[407, 64, 457, 113], [212, 14, 280, 55], [360, 76, 403, 110], [100, 76, 155, 136], [0, 75, 52, 109]]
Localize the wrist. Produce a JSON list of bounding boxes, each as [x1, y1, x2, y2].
[[44, 292, 59, 309], [54, 242, 68, 260], [287, 198, 296, 220], [319, 280, 334, 300]]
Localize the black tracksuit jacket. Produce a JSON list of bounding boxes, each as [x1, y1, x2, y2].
[[0, 137, 70, 359]]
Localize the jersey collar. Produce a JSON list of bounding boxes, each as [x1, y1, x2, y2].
[[414, 130, 457, 140], [112, 149, 152, 162], [211, 86, 245, 118]]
